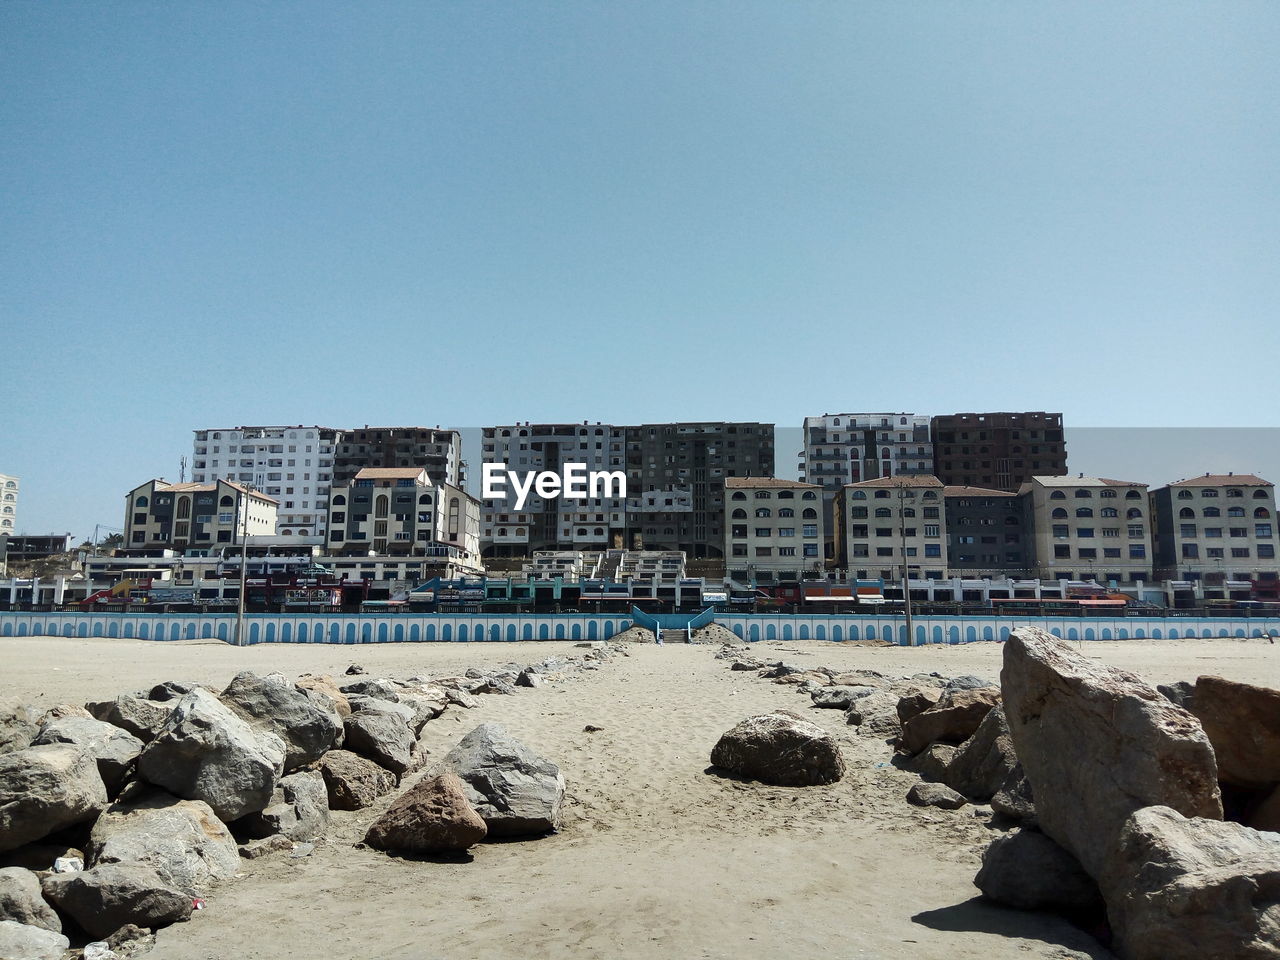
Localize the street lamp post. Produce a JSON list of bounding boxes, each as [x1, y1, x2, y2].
[[233, 486, 254, 647], [897, 479, 915, 646]]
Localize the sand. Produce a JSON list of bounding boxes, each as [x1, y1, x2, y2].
[[3, 634, 1278, 960]]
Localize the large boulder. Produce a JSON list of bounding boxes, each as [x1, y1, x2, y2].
[[1101, 805, 1280, 960], [0, 744, 108, 852], [316, 750, 396, 810], [0, 866, 61, 932], [236, 770, 329, 841], [944, 705, 1018, 801], [136, 688, 285, 822], [221, 672, 343, 771], [437, 724, 565, 836], [991, 768, 1037, 824], [710, 712, 845, 787], [0, 699, 37, 755], [42, 863, 192, 939], [845, 689, 903, 737], [895, 688, 943, 724], [0, 920, 69, 960], [902, 743, 956, 783], [1001, 627, 1221, 880], [32, 715, 143, 796], [364, 772, 487, 854], [810, 686, 877, 709], [85, 695, 173, 743], [900, 687, 1001, 755], [295, 675, 351, 718], [1191, 675, 1280, 790], [87, 788, 239, 897], [974, 829, 1100, 912], [342, 709, 415, 778]]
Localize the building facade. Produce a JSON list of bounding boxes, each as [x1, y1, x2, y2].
[[943, 485, 1029, 577], [799, 413, 933, 492], [191, 427, 338, 542], [0, 474, 18, 535], [1019, 475, 1152, 583], [931, 412, 1067, 492], [1151, 474, 1277, 587], [332, 427, 463, 488], [724, 478, 824, 584], [125, 479, 278, 551], [833, 476, 949, 581]]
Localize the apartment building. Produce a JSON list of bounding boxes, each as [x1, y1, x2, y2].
[[931, 412, 1067, 492], [799, 413, 933, 492], [0, 474, 17, 535], [943, 486, 1029, 577], [332, 427, 464, 487], [191, 426, 338, 541], [1019, 475, 1152, 583], [1151, 474, 1277, 586], [326, 468, 481, 569], [833, 476, 948, 581], [124, 479, 278, 551], [724, 477, 824, 584]]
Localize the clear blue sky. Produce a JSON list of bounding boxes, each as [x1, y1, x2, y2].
[[2, 2, 1278, 538]]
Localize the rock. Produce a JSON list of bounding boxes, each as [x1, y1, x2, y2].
[[758, 662, 804, 680], [339, 678, 402, 700], [0, 844, 84, 872], [1191, 675, 1280, 790], [991, 768, 1037, 824], [730, 659, 764, 671], [0, 700, 37, 755], [238, 834, 293, 859], [810, 686, 877, 709], [903, 743, 956, 782], [295, 675, 351, 718], [444, 689, 478, 710], [32, 716, 143, 796], [974, 829, 1100, 911], [1250, 784, 1280, 833], [845, 689, 903, 738], [1101, 805, 1280, 960], [136, 688, 285, 822], [945, 675, 995, 691], [711, 712, 845, 787], [146, 681, 204, 703], [42, 863, 191, 939], [830, 670, 886, 687], [0, 919, 69, 960], [0, 866, 61, 932], [106, 923, 155, 956], [236, 770, 328, 841], [342, 711, 415, 778], [774, 670, 831, 687], [221, 672, 342, 771], [475, 677, 517, 696], [895, 689, 943, 725], [85, 696, 173, 743], [1157, 680, 1196, 711], [906, 782, 967, 810], [900, 688, 1001, 755], [515, 669, 542, 689], [1001, 627, 1222, 880], [0, 744, 108, 852], [944, 705, 1018, 801], [364, 772, 487, 854], [37, 704, 92, 724], [316, 750, 396, 810], [391, 691, 447, 732], [345, 663, 365, 675], [88, 788, 239, 897], [436, 724, 565, 836]]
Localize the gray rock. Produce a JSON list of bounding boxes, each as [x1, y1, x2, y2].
[[42, 862, 192, 939], [1157, 680, 1196, 711], [85, 695, 173, 743], [444, 689, 479, 710], [903, 743, 956, 782], [810, 686, 877, 709], [87, 787, 239, 897], [1101, 805, 1280, 960], [0, 919, 69, 960], [906, 782, 967, 810], [516, 669, 542, 689], [339, 678, 402, 700], [1191, 675, 1280, 790], [147, 680, 204, 702], [945, 675, 995, 691], [895, 688, 943, 724], [32, 716, 143, 796], [238, 834, 293, 859], [900, 687, 1001, 755], [944, 705, 1018, 802], [316, 750, 397, 810], [711, 712, 845, 787], [974, 829, 1100, 911], [136, 688, 285, 822], [343, 710, 415, 777], [1001, 627, 1222, 880], [221, 671, 342, 771], [0, 744, 108, 852], [475, 677, 517, 696], [436, 723, 565, 836], [845, 689, 903, 738], [990, 768, 1037, 824], [0, 700, 37, 755], [0, 866, 61, 933], [236, 769, 328, 841]]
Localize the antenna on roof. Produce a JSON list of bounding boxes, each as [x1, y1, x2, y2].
[[179, 456, 187, 483]]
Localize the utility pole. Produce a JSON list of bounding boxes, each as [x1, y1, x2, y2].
[[233, 485, 252, 647], [898, 478, 915, 646]]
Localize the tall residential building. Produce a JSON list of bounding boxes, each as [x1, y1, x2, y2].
[[1150, 474, 1277, 587], [191, 426, 339, 541], [125, 479, 278, 550], [1018, 475, 1152, 583], [332, 427, 463, 488], [0, 473, 17, 535], [943, 485, 1029, 577], [724, 477, 824, 583], [833, 476, 949, 581], [799, 413, 933, 492], [931, 412, 1067, 492]]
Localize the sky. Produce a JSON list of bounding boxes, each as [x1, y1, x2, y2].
[[2, 2, 1278, 539]]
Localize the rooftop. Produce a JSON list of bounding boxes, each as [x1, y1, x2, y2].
[[724, 476, 820, 489], [943, 485, 1017, 498], [1030, 475, 1145, 488], [1166, 473, 1272, 488], [353, 467, 432, 481], [846, 475, 943, 489]]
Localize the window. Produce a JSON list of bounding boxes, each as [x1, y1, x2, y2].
[[1182, 543, 1199, 559], [1054, 544, 1071, 559], [1129, 544, 1146, 559], [1128, 525, 1144, 538], [1101, 507, 1118, 518], [874, 507, 891, 518], [755, 528, 771, 537], [778, 546, 796, 557], [1078, 528, 1095, 538], [1052, 508, 1068, 519], [1257, 524, 1273, 538], [1050, 490, 1066, 500], [1180, 524, 1197, 538], [924, 544, 941, 558], [778, 508, 794, 518], [731, 508, 747, 519], [1205, 527, 1223, 538], [1074, 489, 1092, 499], [1201, 489, 1219, 498], [755, 508, 771, 518], [1230, 527, 1248, 538], [1260, 544, 1276, 559], [1052, 524, 1069, 539], [778, 527, 796, 537], [754, 490, 771, 499], [1231, 548, 1251, 558], [923, 524, 939, 537], [802, 508, 817, 519], [1203, 507, 1220, 518], [803, 524, 817, 537]]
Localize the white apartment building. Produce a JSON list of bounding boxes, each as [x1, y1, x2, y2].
[[0, 474, 17, 535], [799, 413, 933, 494], [834, 476, 949, 581], [1019, 475, 1152, 583], [191, 426, 339, 542], [724, 477, 824, 583], [124, 478, 278, 551], [1152, 474, 1277, 586]]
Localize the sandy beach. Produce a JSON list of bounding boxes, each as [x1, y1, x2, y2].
[[3, 634, 1277, 960]]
